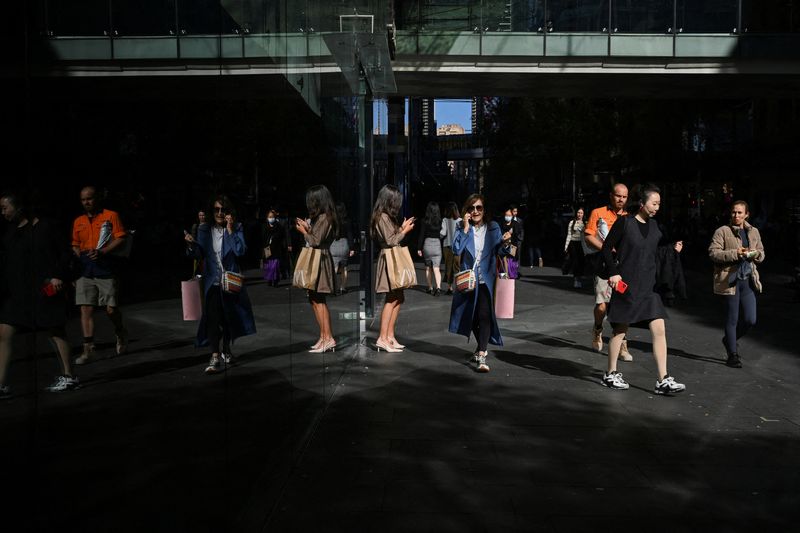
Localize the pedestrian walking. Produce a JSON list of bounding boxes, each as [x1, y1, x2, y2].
[[441, 201, 460, 294], [261, 209, 286, 287], [330, 203, 355, 294], [295, 185, 339, 353], [584, 183, 633, 360], [372, 185, 415, 352], [449, 194, 513, 373], [708, 200, 765, 368], [500, 207, 523, 279], [601, 184, 686, 395], [562, 207, 586, 288], [417, 201, 443, 296], [71, 186, 129, 364], [185, 194, 256, 373], [0, 193, 78, 398]]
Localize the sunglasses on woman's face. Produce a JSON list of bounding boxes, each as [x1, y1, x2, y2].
[[468, 205, 484, 212]]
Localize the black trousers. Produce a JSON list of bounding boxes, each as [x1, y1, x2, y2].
[[471, 284, 492, 352], [206, 287, 231, 354]]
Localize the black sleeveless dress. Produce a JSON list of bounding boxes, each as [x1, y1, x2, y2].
[[607, 217, 667, 325]]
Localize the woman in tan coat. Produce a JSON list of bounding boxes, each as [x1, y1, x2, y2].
[[708, 200, 765, 368], [371, 185, 415, 352], [296, 185, 339, 353]]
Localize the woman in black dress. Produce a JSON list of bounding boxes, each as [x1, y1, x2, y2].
[[600, 185, 686, 395], [0, 193, 78, 397]]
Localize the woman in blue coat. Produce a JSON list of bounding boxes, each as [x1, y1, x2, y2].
[[449, 194, 512, 372], [185, 194, 256, 374]]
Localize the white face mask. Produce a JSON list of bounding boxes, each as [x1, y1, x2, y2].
[[267, 218, 275, 224], [504, 216, 513, 222]]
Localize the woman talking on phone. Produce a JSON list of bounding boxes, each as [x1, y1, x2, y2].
[[601, 185, 686, 395], [708, 200, 764, 368], [448, 194, 512, 373], [185, 194, 256, 374]]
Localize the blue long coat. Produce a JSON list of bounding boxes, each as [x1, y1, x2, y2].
[[448, 221, 508, 346], [189, 222, 256, 347]]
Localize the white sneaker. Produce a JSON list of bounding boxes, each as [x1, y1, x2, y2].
[[477, 354, 490, 373], [654, 375, 686, 395], [602, 371, 629, 390], [45, 375, 81, 392], [205, 355, 223, 374]]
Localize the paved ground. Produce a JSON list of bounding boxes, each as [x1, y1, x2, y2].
[[2, 264, 799, 532]]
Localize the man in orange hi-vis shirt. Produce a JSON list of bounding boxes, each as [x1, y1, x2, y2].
[[71, 186, 128, 364], [584, 183, 633, 360]]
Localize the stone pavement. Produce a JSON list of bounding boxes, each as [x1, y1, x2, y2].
[[2, 264, 799, 532]]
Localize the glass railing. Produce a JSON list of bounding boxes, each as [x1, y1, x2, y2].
[[38, 1, 799, 38]]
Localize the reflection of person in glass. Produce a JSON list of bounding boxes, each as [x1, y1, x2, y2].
[[71, 186, 128, 365], [0, 193, 78, 398], [261, 209, 285, 288], [708, 200, 765, 369], [601, 185, 686, 395], [295, 185, 339, 353], [417, 201, 443, 296], [371, 185, 415, 353], [185, 195, 256, 374], [330, 203, 355, 295], [449, 194, 512, 373]]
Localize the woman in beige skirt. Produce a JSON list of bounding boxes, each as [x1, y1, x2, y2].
[[295, 185, 339, 353], [371, 185, 415, 352]]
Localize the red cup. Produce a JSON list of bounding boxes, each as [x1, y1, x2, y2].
[[615, 280, 628, 294]]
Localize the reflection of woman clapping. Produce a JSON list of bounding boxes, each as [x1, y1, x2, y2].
[[372, 185, 415, 353], [296, 185, 339, 353]]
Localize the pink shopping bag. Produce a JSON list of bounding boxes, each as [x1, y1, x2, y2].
[[494, 277, 515, 319], [181, 278, 202, 321]]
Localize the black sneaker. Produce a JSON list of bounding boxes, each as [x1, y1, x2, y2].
[[726, 353, 742, 368], [0, 385, 10, 400]]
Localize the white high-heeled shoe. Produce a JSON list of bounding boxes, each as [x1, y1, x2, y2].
[[375, 339, 402, 353], [309, 339, 336, 353]]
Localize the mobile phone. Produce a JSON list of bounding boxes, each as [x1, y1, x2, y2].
[[615, 280, 628, 294]]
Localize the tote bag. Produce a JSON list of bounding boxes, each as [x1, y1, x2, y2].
[[495, 258, 515, 319], [293, 247, 321, 289], [181, 278, 202, 321], [384, 246, 417, 290]]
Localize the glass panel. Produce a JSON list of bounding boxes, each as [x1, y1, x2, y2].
[[510, 0, 546, 31], [613, 0, 674, 32], [395, 0, 422, 31], [419, 0, 481, 31], [178, 0, 222, 34], [547, 0, 611, 32], [112, 0, 176, 36], [46, 0, 109, 36], [742, 0, 800, 33], [676, 0, 738, 33]]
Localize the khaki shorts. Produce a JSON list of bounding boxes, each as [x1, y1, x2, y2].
[[594, 276, 611, 304], [75, 277, 118, 307]]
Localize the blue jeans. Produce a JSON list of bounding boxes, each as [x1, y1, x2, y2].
[[724, 277, 757, 354]]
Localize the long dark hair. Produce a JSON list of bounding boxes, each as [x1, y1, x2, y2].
[[423, 201, 441, 229], [461, 193, 489, 223], [371, 184, 403, 240], [571, 206, 585, 224], [444, 201, 459, 219], [335, 202, 348, 226], [306, 184, 339, 239]]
